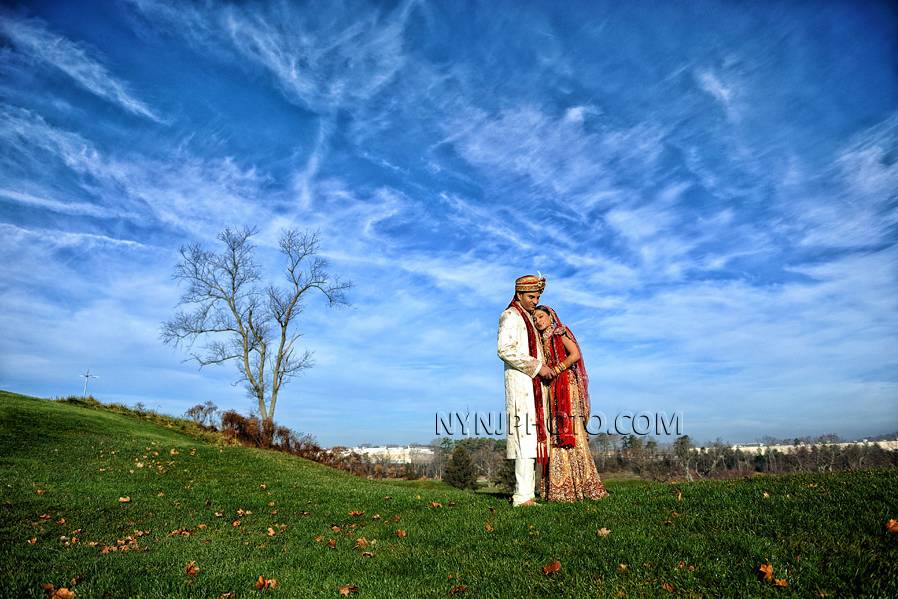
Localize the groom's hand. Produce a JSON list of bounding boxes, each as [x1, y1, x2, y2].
[[538, 365, 555, 379]]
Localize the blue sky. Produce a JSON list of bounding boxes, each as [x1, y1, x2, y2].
[[1, 0, 896, 447]]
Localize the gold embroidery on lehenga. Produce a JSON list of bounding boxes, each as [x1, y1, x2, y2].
[[542, 335, 610, 503]]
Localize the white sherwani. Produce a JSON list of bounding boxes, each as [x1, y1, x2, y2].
[[497, 306, 547, 460]]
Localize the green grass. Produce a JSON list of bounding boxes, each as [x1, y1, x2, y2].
[[1, 390, 897, 598]]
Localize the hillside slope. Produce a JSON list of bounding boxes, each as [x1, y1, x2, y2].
[[2, 391, 897, 597]]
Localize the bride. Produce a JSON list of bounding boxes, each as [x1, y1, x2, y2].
[[532, 305, 610, 502]]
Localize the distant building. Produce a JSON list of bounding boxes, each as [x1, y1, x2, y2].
[[342, 445, 434, 464], [726, 439, 898, 454]]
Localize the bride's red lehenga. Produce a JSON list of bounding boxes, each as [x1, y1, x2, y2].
[[540, 308, 610, 502]]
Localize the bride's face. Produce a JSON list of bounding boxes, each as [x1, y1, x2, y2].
[[533, 310, 552, 332]]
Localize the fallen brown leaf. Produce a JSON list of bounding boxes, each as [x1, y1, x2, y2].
[[542, 560, 561, 575], [267, 527, 276, 537], [661, 582, 674, 593], [617, 563, 628, 573], [338, 584, 359, 596], [484, 522, 494, 533], [360, 551, 374, 558], [232, 520, 241, 528], [348, 510, 365, 517], [327, 538, 337, 548], [596, 527, 611, 537], [886, 519, 898, 534], [28, 537, 37, 545], [774, 578, 788, 588], [395, 529, 407, 538], [355, 537, 368, 548], [118, 497, 131, 503], [449, 585, 468, 594], [255, 576, 277, 590], [758, 562, 775, 583], [185, 561, 199, 576]]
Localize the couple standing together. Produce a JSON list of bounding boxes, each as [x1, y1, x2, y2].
[[498, 274, 610, 506]]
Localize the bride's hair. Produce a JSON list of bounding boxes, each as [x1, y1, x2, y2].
[[534, 305, 552, 316]]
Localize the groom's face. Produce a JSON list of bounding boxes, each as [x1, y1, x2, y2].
[[517, 291, 541, 312]]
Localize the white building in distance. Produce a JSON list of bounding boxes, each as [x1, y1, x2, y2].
[[343, 445, 434, 464]]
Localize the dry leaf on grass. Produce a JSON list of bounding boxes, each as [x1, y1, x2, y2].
[[338, 584, 359, 596], [661, 582, 674, 593], [40, 584, 75, 599], [449, 585, 468, 594], [758, 562, 774, 583], [395, 529, 407, 538], [255, 576, 277, 590], [185, 561, 199, 576], [542, 560, 561, 575], [484, 522, 494, 533], [348, 510, 365, 517], [886, 519, 898, 534], [118, 497, 131, 503], [596, 527, 611, 537]]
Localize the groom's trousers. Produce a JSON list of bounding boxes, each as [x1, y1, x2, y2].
[[512, 457, 536, 505]]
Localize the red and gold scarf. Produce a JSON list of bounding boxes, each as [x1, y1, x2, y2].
[[542, 306, 589, 449]]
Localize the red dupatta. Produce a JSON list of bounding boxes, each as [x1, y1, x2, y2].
[[542, 306, 589, 449], [508, 299, 550, 471]]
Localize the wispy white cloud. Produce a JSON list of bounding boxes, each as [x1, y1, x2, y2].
[[0, 187, 115, 218], [0, 15, 163, 122], [695, 69, 738, 121], [0, 104, 271, 238], [127, 0, 418, 114]]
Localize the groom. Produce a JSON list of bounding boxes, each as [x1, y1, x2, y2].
[[497, 274, 556, 506]]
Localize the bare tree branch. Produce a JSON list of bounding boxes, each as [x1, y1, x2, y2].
[[161, 226, 350, 431]]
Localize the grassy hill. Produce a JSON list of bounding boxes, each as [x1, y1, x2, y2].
[[2, 390, 897, 597]]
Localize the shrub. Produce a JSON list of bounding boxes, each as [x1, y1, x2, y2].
[[444, 445, 477, 490]]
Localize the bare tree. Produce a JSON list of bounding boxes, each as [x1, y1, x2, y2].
[[161, 227, 350, 432]]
